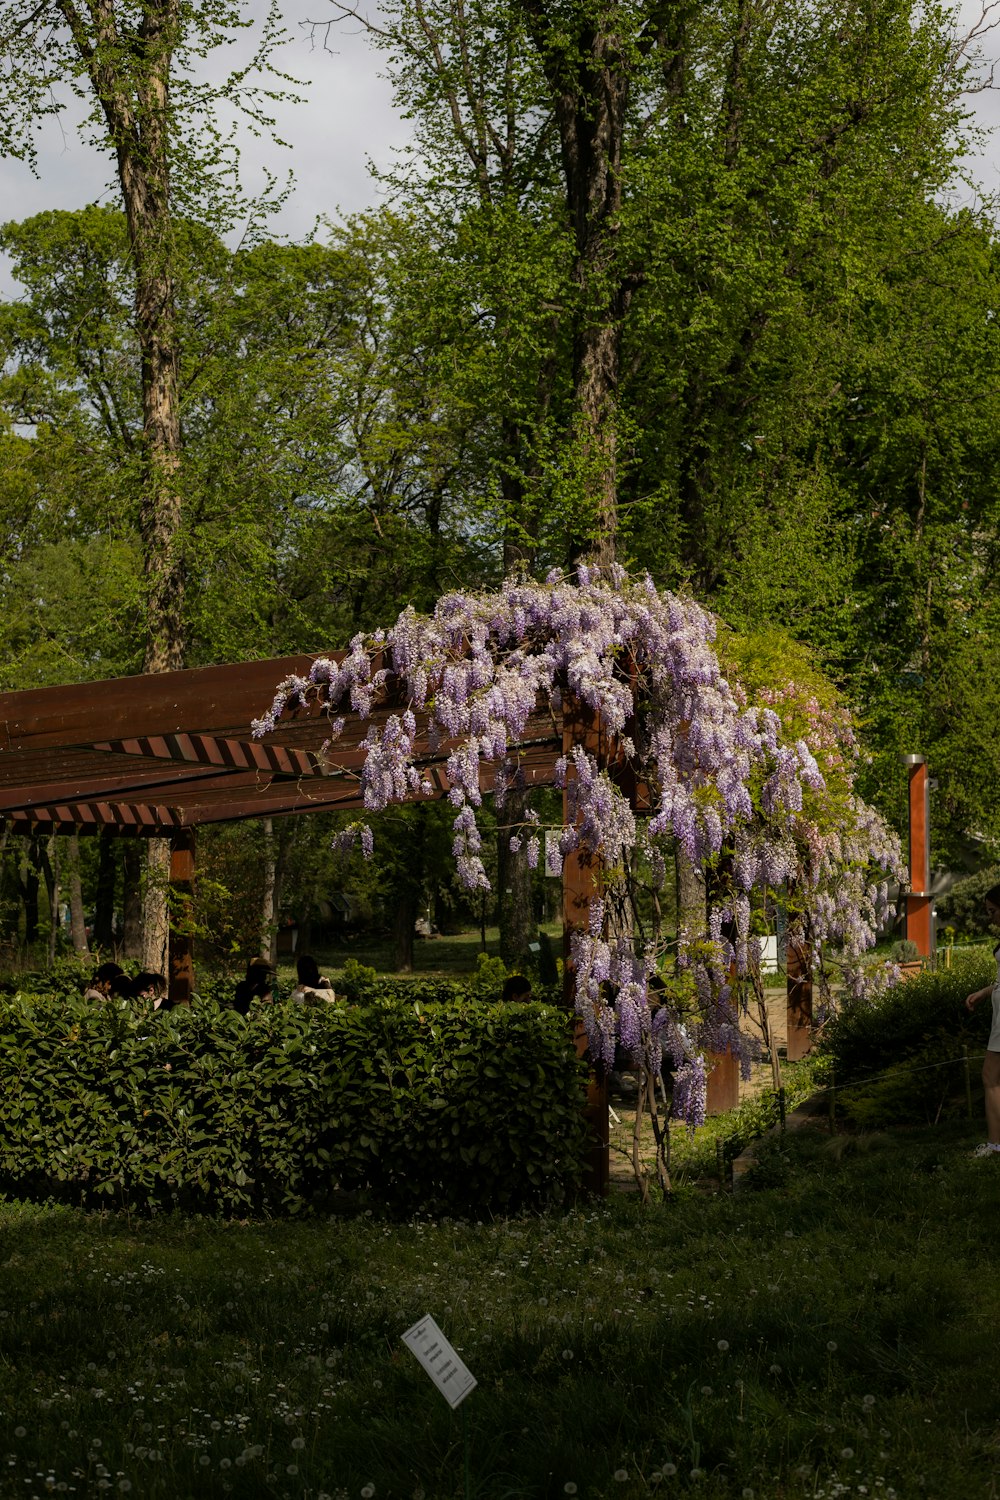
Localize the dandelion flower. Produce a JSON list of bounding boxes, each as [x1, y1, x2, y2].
[[840, 1448, 854, 1460], [562, 1349, 574, 1362], [827, 1340, 838, 1352], [662, 1464, 677, 1476], [13, 1427, 25, 1439], [292, 1437, 306, 1451], [564, 1486, 578, 1496], [614, 1470, 629, 1482], [717, 1339, 730, 1352], [361, 1487, 376, 1498], [701, 1385, 713, 1396], [863, 1394, 876, 1408]]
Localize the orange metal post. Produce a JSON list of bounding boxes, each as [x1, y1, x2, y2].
[[168, 827, 196, 1006], [903, 755, 932, 958], [562, 697, 609, 1196]]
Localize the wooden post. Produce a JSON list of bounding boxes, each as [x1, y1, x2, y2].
[[167, 827, 196, 1007], [562, 696, 609, 1196], [786, 934, 813, 1061], [902, 755, 932, 959], [705, 1048, 740, 1114]]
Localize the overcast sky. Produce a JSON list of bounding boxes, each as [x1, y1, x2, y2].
[[1, 0, 1000, 301]]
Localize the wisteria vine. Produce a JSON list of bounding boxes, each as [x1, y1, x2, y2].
[[253, 569, 903, 1129]]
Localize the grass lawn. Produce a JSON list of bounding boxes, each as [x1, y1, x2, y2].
[[2, 1118, 998, 1499]]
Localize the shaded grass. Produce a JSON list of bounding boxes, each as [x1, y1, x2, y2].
[[2, 1118, 999, 1498]]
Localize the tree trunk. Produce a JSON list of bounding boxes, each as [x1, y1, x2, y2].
[[497, 786, 536, 970], [393, 889, 418, 974], [142, 839, 171, 976], [66, 0, 187, 954], [93, 829, 117, 952], [260, 817, 277, 961], [47, 837, 61, 966], [67, 835, 89, 955], [21, 843, 40, 947], [675, 845, 707, 953], [520, 2, 646, 566], [121, 841, 144, 958]]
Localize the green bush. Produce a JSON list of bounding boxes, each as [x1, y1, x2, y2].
[[334, 964, 559, 1008], [936, 866, 1000, 941], [815, 956, 995, 1126], [0, 993, 588, 1217], [837, 1038, 972, 1129]]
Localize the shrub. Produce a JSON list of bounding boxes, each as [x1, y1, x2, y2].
[[0, 993, 588, 1217], [815, 956, 994, 1125], [837, 1039, 972, 1129], [936, 866, 1000, 941]]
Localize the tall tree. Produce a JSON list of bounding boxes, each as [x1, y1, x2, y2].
[[0, 0, 298, 965]]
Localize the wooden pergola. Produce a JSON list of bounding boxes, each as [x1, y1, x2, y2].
[[0, 653, 812, 1189], [0, 652, 617, 1184]]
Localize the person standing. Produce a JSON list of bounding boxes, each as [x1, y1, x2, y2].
[[964, 883, 1000, 1156]]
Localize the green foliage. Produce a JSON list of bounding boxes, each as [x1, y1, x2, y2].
[[470, 950, 509, 999], [816, 956, 995, 1111], [0, 992, 587, 1216], [837, 1038, 972, 1130], [936, 867, 1000, 942]]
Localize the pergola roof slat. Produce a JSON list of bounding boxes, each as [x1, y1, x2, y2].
[[0, 657, 563, 837]]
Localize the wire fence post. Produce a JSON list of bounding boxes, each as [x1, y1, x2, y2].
[[778, 1087, 786, 1133], [716, 1138, 726, 1186], [963, 1046, 973, 1120]]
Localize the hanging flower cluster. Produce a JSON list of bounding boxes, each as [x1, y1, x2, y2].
[[253, 569, 900, 1124]]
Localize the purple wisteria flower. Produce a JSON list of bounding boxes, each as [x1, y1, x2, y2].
[[254, 567, 902, 1095]]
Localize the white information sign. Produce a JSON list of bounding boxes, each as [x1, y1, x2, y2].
[[401, 1314, 477, 1409]]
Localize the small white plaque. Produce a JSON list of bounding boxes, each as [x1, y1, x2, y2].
[[401, 1314, 477, 1409]]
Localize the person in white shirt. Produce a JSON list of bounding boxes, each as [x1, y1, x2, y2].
[[964, 883, 1000, 1156]]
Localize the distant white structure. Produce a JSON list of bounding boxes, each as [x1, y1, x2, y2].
[[761, 935, 779, 975]]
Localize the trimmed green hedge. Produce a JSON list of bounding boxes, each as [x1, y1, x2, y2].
[[0, 994, 588, 1217]]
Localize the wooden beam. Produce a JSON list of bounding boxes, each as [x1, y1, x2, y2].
[[0, 654, 325, 751]]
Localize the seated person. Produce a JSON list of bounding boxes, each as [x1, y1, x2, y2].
[[83, 961, 125, 1002], [232, 957, 276, 1016], [108, 970, 135, 1001], [132, 971, 168, 1008], [290, 953, 335, 1006], [501, 974, 532, 1003]]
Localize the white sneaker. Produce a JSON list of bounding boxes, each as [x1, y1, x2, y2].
[[972, 1142, 1000, 1157]]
